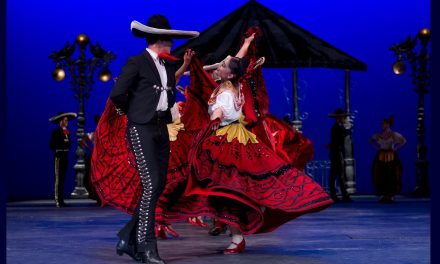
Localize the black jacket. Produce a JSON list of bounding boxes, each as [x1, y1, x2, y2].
[[110, 50, 177, 124], [329, 122, 351, 160], [49, 127, 71, 151]]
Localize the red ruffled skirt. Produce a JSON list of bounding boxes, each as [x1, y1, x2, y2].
[[252, 113, 314, 171], [91, 100, 199, 219], [155, 128, 202, 223], [91, 100, 139, 214], [181, 121, 333, 235]]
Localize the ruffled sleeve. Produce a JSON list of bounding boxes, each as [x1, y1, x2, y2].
[[393, 132, 406, 143], [211, 92, 235, 118], [170, 102, 180, 122]]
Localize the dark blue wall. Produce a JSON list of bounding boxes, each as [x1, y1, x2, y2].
[[5, 0, 430, 201]]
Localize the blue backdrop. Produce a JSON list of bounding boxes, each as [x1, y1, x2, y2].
[[5, 0, 430, 201]]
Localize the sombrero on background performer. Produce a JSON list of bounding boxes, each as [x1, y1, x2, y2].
[[328, 107, 349, 118], [91, 14, 198, 264], [48, 112, 77, 123]]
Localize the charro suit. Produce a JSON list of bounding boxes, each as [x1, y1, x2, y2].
[[49, 127, 71, 206], [110, 50, 177, 253], [329, 122, 351, 200]]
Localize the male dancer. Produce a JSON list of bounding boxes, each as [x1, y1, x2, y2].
[[110, 15, 198, 263]]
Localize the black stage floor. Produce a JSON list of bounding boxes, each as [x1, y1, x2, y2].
[[6, 195, 430, 264]]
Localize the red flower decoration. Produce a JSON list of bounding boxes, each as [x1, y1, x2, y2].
[[63, 129, 69, 136]]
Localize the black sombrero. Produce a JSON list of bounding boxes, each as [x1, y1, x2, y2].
[[328, 108, 349, 118], [131, 14, 199, 39], [49, 112, 77, 123]]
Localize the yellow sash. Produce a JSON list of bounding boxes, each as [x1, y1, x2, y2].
[[216, 122, 258, 145], [167, 118, 185, 141]]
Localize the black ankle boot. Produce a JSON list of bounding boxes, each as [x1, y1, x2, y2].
[[138, 246, 166, 264], [116, 239, 141, 262]]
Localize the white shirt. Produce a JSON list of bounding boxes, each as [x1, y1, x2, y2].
[[146, 48, 168, 111]]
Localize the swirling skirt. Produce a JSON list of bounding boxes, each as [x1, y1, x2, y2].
[[178, 122, 333, 234], [91, 100, 200, 219]]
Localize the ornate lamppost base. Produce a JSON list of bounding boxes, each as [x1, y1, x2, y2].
[[71, 188, 89, 199], [71, 162, 89, 199], [412, 186, 430, 197], [412, 159, 430, 197]]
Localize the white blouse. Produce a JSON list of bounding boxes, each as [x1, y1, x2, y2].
[[208, 91, 242, 126], [170, 102, 180, 122], [371, 131, 405, 150]]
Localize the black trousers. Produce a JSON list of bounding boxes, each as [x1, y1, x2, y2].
[[117, 116, 169, 253], [329, 154, 349, 198], [54, 151, 68, 203]]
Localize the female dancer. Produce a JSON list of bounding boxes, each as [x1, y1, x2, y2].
[[369, 116, 406, 203], [184, 55, 333, 254]]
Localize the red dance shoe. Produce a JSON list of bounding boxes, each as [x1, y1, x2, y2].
[[154, 224, 168, 240], [223, 238, 246, 254], [163, 224, 180, 238], [187, 217, 209, 228]]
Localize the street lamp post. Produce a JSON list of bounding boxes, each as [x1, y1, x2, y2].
[[390, 28, 430, 197], [49, 33, 115, 199]]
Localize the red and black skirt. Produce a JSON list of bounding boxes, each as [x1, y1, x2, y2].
[[91, 100, 200, 219], [177, 121, 333, 235]]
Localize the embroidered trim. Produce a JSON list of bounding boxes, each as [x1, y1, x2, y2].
[[115, 106, 125, 116], [153, 84, 173, 94], [128, 125, 153, 246]]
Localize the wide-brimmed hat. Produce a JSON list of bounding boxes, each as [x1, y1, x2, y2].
[[49, 112, 77, 123], [183, 62, 221, 76], [131, 14, 199, 39], [183, 57, 265, 76], [202, 62, 222, 71], [328, 108, 348, 118]]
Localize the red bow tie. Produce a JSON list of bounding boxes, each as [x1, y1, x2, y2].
[[158, 53, 180, 62]]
